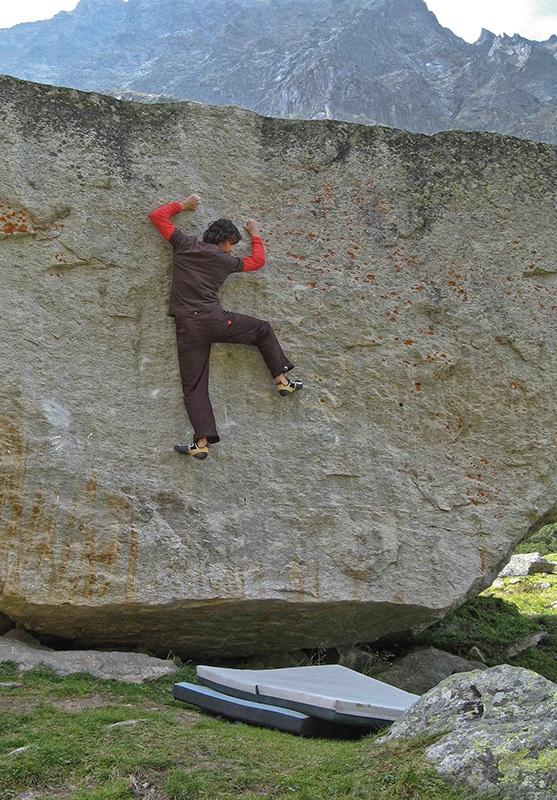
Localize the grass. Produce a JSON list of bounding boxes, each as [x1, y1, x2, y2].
[[0, 662, 490, 800], [514, 523, 557, 555]]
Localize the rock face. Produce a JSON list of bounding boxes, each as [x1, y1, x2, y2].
[[0, 0, 557, 144], [1, 75, 557, 658], [381, 665, 557, 800]]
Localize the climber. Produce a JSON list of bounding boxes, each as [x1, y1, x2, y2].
[[149, 194, 302, 460]]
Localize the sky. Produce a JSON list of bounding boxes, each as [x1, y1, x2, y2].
[[0, 0, 556, 42]]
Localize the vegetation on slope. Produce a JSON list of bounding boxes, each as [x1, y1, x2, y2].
[[415, 546, 557, 683]]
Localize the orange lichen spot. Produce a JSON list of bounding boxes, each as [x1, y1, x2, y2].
[[319, 398, 325, 404], [509, 381, 518, 390], [415, 383, 422, 392], [528, 264, 536, 270], [403, 340, 414, 346], [287, 275, 293, 281], [307, 282, 316, 288], [389, 316, 396, 322], [347, 252, 355, 260]]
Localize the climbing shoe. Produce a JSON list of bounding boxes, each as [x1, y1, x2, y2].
[[277, 378, 303, 396], [174, 442, 209, 460]]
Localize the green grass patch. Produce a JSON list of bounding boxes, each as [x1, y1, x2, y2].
[[0, 665, 490, 800], [514, 523, 557, 555]]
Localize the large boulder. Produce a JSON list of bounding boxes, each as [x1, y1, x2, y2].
[[1, 75, 557, 657], [380, 665, 557, 800]]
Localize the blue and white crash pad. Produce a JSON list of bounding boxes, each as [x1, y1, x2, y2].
[[173, 664, 418, 734], [172, 682, 364, 737]]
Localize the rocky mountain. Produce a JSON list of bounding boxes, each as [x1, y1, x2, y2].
[[0, 0, 556, 143], [1, 74, 557, 657]]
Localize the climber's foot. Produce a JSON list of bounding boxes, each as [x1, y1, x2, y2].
[[276, 378, 303, 396], [174, 442, 209, 460]]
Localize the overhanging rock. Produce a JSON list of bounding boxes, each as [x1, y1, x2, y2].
[[1, 74, 556, 657]]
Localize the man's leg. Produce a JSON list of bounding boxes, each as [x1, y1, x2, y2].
[[176, 331, 220, 445], [216, 312, 295, 379]]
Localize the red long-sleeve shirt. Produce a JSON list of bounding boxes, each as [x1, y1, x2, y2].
[[149, 202, 266, 315]]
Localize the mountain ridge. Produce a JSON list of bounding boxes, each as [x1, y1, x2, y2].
[[0, 0, 556, 142]]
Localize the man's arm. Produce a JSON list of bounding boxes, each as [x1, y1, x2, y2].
[[242, 218, 266, 272], [149, 194, 200, 241]]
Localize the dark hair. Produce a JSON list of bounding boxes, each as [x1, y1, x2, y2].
[[202, 218, 242, 246]]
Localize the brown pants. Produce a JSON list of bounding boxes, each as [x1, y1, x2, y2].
[[175, 307, 294, 444]]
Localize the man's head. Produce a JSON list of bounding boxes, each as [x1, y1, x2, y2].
[[203, 219, 243, 252]]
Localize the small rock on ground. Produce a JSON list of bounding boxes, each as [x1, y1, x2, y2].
[[498, 552, 556, 577], [0, 631, 177, 683], [374, 646, 487, 695]]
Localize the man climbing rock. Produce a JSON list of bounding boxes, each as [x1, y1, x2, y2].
[[150, 194, 302, 460]]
